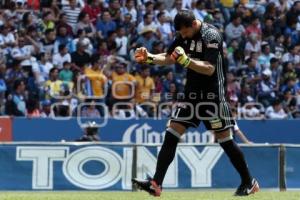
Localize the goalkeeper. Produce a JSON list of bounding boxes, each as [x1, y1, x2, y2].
[[132, 10, 259, 197]]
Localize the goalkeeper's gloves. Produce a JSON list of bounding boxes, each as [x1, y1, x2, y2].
[[135, 48, 154, 64], [171, 46, 191, 68]]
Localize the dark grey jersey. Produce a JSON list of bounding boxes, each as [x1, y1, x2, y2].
[[167, 23, 226, 100]]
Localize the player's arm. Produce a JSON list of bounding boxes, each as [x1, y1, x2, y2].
[[135, 47, 175, 65], [188, 60, 215, 76], [169, 46, 215, 76]]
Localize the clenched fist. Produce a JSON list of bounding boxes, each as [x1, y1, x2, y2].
[[134, 47, 153, 64]]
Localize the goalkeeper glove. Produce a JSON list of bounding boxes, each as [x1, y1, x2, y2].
[[135, 48, 154, 64], [171, 46, 191, 68]]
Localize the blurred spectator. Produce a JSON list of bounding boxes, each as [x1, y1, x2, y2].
[[282, 88, 298, 118], [5, 60, 26, 91], [59, 61, 73, 84], [40, 11, 55, 33], [72, 29, 93, 55], [257, 68, 277, 107], [53, 26, 73, 54], [108, 0, 122, 24], [115, 27, 129, 58], [84, 55, 107, 99], [39, 28, 56, 53], [135, 65, 154, 103], [225, 14, 245, 44], [121, 0, 137, 23], [280, 77, 299, 96], [245, 16, 262, 39], [226, 72, 241, 102], [62, 0, 82, 32], [33, 52, 53, 86], [137, 13, 159, 36], [44, 67, 63, 99], [170, 0, 182, 20], [154, 1, 171, 22], [40, 99, 53, 117], [193, 0, 207, 22], [82, 0, 102, 24], [156, 12, 173, 46], [71, 41, 91, 71], [26, 98, 41, 117], [81, 99, 101, 117], [240, 101, 262, 119], [56, 13, 74, 37], [244, 33, 261, 58], [282, 45, 300, 65], [281, 62, 297, 86], [75, 11, 96, 38], [269, 57, 281, 89], [135, 27, 156, 53], [162, 70, 182, 100], [265, 99, 288, 119], [11, 35, 38, 74], [11, 79, 27, 116], [0, 25, 16, 56], [111, 61, 136, 102], [53, 44, 71, 69], [258, 42, 275, 69], [96, 10, 117, 39], [272, 34, 285, 59]]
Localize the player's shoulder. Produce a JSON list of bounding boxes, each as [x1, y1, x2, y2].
[[201, 23, 222, 45]]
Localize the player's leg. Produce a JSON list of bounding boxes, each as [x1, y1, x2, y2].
[[132, 122, 186, 196], [153, 121, 186, 185], [214, 128, 259, 196], [203, 101, 259, 196], [132, 102, 198, 196]]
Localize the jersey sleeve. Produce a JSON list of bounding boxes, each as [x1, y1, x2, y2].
[[166, 34, 184, 55], [203, 27, 223, 66]]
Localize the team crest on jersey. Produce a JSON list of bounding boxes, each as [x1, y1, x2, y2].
[[190, 40, 195, 51], [196, 41, 202, 52]]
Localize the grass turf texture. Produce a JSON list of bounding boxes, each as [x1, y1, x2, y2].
[[0, 191, 300, 200]]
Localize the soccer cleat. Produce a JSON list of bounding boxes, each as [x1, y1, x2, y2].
[[234, 178, 260, 196], [132, 178, 162, 197]]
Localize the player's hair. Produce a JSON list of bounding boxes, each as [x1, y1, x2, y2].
[[174, 10, 195, 31]]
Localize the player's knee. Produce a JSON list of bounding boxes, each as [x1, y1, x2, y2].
[[167, 121, 186, 137], [214, 128, 233, 143]]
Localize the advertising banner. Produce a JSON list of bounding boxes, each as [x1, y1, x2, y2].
[[12, 118, 300, 144], [285, 147, 300, 189], [0, 117, 12, 141], [0, 144, 279, 190]]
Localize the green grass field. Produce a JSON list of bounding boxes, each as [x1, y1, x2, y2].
[[0, 191, 300, 200]]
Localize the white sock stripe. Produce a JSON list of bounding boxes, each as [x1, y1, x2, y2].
[[166, 127, 182, 139]]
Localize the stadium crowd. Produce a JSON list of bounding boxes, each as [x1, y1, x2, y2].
[[0, 0, 299, 119]]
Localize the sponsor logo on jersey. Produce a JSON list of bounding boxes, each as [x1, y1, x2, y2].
[[207, 43, 219, 49]]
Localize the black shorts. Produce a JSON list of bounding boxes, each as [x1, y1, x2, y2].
[[170, 97, 235, 132]]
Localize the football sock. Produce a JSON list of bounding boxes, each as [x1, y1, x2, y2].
[[219, 139, 252, 185], [153, 128, 180, 186]]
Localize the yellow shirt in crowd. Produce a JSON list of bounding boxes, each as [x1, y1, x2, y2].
[[84, 67, 107, 97], [111, 72, 136, 99], [220, 0, 234, 7], [44, 80, 73, 99], [135, 74, 155, 103]]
